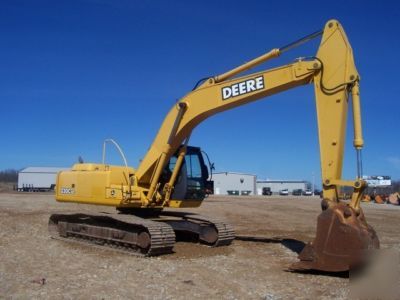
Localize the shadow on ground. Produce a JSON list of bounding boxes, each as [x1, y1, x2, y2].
[[235, 235, 349, 278], [235, 235, 305, 254]]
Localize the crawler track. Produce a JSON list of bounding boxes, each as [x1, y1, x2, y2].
[[159, 212, 235, 247], [49, 212, 175, 256], [49, 211, 234, 256]]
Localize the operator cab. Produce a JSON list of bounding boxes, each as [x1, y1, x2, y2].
[[164, 146, 212, 201]]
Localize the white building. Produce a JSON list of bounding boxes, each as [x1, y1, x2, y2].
[[256, 179, 309, 195], [18, 167, 69, 191], [213, 172, 256, 195], [362, 175, 391, 187]]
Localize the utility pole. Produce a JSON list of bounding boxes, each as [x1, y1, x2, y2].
[[312, 171, 315, 196]]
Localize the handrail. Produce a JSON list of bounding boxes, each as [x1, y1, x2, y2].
[[102, 139, 128, 167]]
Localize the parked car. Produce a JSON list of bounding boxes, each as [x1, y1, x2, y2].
[[313, 189, 321, 196], [227, 190, 239, 195], [302, 189, 313, 196], [279, 189, 289, 196], [292, 189, 303, 196], [262, 187, 272, 196]]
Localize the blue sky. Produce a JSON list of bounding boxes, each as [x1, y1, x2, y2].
[[1, 0, 400, 183]]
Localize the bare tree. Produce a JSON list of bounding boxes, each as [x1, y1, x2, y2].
[[391, 180, 400, 193], [0, 169, 18, 183]]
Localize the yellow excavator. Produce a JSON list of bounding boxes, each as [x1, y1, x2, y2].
[[50, 19, 379, 272]]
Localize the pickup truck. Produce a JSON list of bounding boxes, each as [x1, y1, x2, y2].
[[292, 189, 303, 196], [262, 187, 273, 196], [279, 189, 289, 196]]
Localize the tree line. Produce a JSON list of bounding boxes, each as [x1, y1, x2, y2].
[[391, 180, 400, 193], [0, 169, 18, 182]]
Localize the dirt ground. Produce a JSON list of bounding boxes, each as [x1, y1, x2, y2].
[[0, 193, 399, 299]]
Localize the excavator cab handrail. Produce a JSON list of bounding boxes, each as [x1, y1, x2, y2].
[[102, 138, 129, 167]]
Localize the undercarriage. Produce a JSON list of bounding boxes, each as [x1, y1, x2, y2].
[[49, 211, 235, 255]]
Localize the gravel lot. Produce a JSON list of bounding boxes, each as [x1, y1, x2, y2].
[[0, 193, 399, 299]]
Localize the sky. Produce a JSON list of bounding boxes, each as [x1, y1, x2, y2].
[[1, 0, 400, 184]]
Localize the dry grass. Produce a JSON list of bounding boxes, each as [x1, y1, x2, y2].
[[0, 182, 15, 193]]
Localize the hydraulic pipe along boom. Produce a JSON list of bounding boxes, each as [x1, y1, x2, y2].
[[214, 29, 323, 83]]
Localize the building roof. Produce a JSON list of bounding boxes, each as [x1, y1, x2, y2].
[[213, 172, 257, 177], [19, 167, 69, 174], [257, 179, 307, 183]]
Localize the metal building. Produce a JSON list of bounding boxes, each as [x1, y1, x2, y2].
[[18, 167, 69, 192], [256, 180, 309, 195], [213, 172, 256, 195]]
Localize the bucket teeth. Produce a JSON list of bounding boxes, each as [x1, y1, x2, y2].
[[290, 202, 379, 272]]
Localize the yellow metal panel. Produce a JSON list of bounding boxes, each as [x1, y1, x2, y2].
[[106, 187, 123, 200], [168, 200, 203, 208], [72, 163, 107, 171], [56, 164, 134, 206]]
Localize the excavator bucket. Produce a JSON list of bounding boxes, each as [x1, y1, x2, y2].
[[291, 201, 379, 272]]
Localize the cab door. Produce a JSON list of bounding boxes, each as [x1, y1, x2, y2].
[[169, 146, 209, 200]]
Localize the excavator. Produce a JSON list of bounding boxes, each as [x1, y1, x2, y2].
[[50, 19, 379, 272]]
